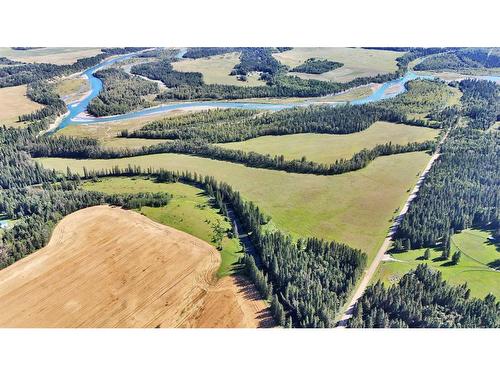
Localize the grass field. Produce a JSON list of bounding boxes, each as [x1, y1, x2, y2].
[[218, 121, 439, 164], [58, 108, 208, 147], [0, 205, 271, 327], [54, 76, 90, 103], [273, 47, 404, 83], [82, 178, 242, 277], [0, 47, 102, 65], [0, 85, 43, 127], [375, 229, 500, 298], [173, 52, 266, 87], [39, 151, 430, 262]]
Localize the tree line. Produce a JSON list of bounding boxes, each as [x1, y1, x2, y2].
[[124, 104, 415, 143], [348, 264, 499, 328], [61, 165, 367, 327]]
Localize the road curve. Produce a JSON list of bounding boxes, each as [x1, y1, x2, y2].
[[336, 130, 450, 327]]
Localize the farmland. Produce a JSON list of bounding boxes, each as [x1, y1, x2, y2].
[[0, 85, 43, 127], [375, 229, 500, 298], [38, 151, 431, 262], [82, 177, 242, 277], [273, 47, 404, 82], [0, 47, 103, 65], [173, 52, 266, 87], [0, 205, 271, 328], [218, 121, 439, 164]]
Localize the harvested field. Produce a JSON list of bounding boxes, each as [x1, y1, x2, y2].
[[0, 205, 271, 328], [0, 85, 43, 127], [0, 47, 102, 65]]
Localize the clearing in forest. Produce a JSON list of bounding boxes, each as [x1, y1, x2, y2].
[[38, 151, 431, 261], [172, 52, 266, 87], [0, 85, 43, 127], [375, 229, 500, 298], [273, 47, 404, 82], [218, 121, 439, 164]]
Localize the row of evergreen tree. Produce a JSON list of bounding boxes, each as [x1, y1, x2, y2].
[[396, 80, 499, 249], [124, 104, 419, 143], [62, 166, 368, 327], [348, 264, 499, 328]]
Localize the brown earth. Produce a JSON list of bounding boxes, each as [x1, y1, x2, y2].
[[0, 205, 272, 328]]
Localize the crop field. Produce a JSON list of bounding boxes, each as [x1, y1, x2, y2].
[[0, 47, 103, 65], [273, 47, 404, 82], [0, 205, 271, 328], [375, 229, 500, 298], [173, 52, 266, 87], [82, 178, 242, 277], [38, 151, 430, 262], [0, 85, 43, 127], [218, 121, 439, 164]]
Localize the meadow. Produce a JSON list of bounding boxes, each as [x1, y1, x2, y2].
[[173, 52, 266, 87], [82, 177, 242, 277], [375, 229, 500, 298], [39, 151, 431, 262], [272, 47, 404, 82], [218, 121, 439, 164], [58, 108, 207, 148], [0, 47, 103, 65], [0, 85, 43, 127], [54, 76, 90, 103]]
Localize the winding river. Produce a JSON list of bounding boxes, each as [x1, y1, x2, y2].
[[53, 50, 499, 132]]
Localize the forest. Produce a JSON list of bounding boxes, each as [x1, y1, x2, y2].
[[396, 79, 499, 249], [290, 58, 343, 74], [87, 68, 159, 116], [124, 104, 414, 143], [414, 48, 500, 71], [0, 48, 145, 88], [131, 59, 204, 88], [348, 264, 499, 328]]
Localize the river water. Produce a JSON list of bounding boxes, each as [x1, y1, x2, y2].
[[53, 50, 500, 132]]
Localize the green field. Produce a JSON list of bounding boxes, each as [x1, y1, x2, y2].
[[376, 229, 500, 298], [39, 151, 430, 262], [218, 121, 439, 164], [273, 47, 404, 83], [82, 177, 242, 277], [173, 52, 266, 87]]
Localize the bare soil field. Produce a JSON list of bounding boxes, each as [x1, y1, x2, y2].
[[0, 85, 43, 127], [0, 205, 271, 328]]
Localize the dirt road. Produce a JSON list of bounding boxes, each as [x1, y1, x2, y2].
[[337, 130, 450, 327]]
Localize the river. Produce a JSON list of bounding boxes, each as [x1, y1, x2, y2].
[[52, 50, 500, 132]]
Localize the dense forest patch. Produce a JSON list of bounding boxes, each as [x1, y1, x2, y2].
[[87, 68, 159, 116]]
